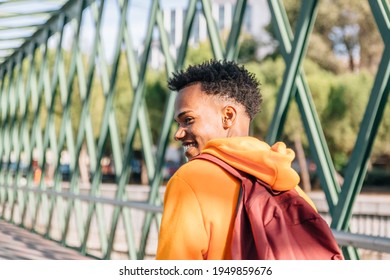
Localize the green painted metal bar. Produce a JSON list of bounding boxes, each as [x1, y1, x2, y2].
[[9, 53, 25, 222], [78, 0, 156, 255], [0, 70, 8, 214], [225, 0, 247, 61], [265, 0, 319, 144], [14, 53, 29, 221], [103, 0, 159, 258], [1, 62, 15, 221], [266, 0, 358, 259], [80, 0, 157, 258], [201, 0, 224, 60], [267, 0, 340, 211], [371, 0, 390, 39], [80, 0, 131, 255], [60, 0, 104, 248], [20, 39, 51, 227], [137, 0, 199, 259], [120, 0, 157, 194], [295, 82, 341, 209], [3, 61, 14, 220], [61, 52, 89, 245], [46, 25, 75, 238], [0, 71, 4, 202], [10, 53, 26, 220], [104, 0, 154, 259], [30, 13, 67, 234], [124, 27, 157, 259], [78, 0, 125, 257], [23, 37, 54, 230], [104, 0, 172, 260], [18, 42, 42, 227], [137, 3, 177, 259], [339, 47, 389, 259], [17, 46, 34, 223], [41, 38, 66, 237], [19, 0, 81, 238], [45, 0, 85, 243], [330, 0, 389, 259], [48, 0, 103, 251], [331, 1, 390, 259]]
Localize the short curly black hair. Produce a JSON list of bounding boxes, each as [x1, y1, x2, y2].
[[167, 60, 262, 120]]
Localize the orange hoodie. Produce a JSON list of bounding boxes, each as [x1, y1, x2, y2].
[[156, 136, 316, 260]]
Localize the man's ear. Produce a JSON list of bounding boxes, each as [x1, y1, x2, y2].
[[222, 105, 237, 129]]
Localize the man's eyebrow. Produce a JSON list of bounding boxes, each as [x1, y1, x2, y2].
[[175, 110, 191, 120]]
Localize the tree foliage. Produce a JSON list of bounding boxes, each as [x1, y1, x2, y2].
[[144, 69, 169, 144], [184, 41, 214, 67], [277, 0, 384, 73], [238, 36, 259, 63]]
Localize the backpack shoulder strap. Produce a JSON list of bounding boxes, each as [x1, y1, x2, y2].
[[194, 153, 274, 192], [194, 153, 250, 215], [194, 153, 250, 183]]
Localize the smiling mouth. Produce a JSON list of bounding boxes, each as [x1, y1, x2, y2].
[[183, 143, 197, 152]]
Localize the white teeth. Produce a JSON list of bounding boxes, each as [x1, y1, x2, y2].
[[184, 144, 195, 151]]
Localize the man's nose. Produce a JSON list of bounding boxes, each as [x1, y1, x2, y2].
[[174, 127, 185, 141]]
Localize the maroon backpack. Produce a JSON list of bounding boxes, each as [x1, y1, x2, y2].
[[196, 153, 344, 260]]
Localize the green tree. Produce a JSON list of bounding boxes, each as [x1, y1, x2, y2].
[[145, 69, 169, 144], [184, 41, 214, 67], [271, 0, 384, 73], [238, 36, 259, 63]]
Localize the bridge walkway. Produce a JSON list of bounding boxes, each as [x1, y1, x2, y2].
[[0, 219, 93, 260]]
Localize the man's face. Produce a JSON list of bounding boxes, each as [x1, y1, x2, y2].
[[174, 83, 226, 160]]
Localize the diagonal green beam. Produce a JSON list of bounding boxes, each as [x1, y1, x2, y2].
[[8, 53, 25, 223], [329, 0, 389, 260], [46, 0, 85, 243], [331, 0, 390, 232], [266, 0, 340, 211], [13, 52, 29, 222], [81, 0, 131, 256], [13, 60, 28, 223], [25, 32, 55, 230], [265, 0, 319, 144], [19, 37, 50, 227], [201, 0, 224, 60], [18, 43, 39, 226], [0, 70, 8, 214], [1, 61, 16, 220], [60, 0, 104, 249], [225, 0, 247, 61], [267, 0, 359, 259], [104, 0, 159, 260], [137, 0, 199, 260], [34, 17, 67, 234]]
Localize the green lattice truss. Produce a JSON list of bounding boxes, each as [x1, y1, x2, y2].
[[0, 0, 389, 260]]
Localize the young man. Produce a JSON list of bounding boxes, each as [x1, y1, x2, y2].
[[156, 60, 342, 260]]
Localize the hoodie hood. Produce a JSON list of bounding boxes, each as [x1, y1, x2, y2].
[[201, 136, 299, 192]]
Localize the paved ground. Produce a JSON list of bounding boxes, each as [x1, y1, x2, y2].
[[0, 219, 93, 260]]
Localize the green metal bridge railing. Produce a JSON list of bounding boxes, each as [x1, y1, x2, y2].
[[0, 0, 389, 260]]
